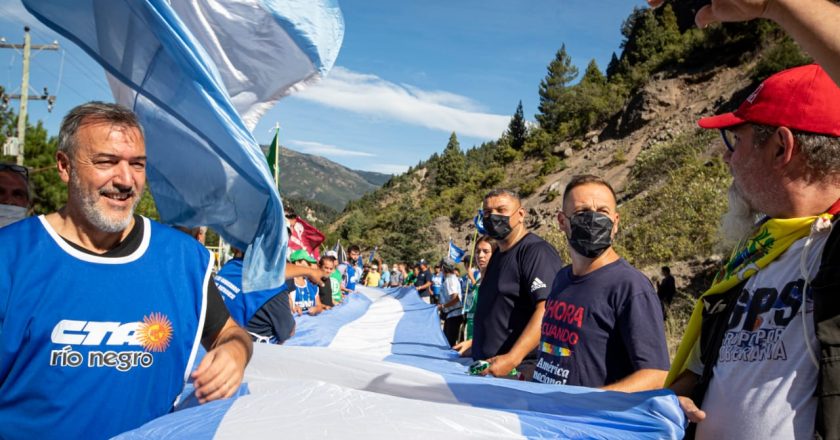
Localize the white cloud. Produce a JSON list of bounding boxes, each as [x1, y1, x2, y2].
[[288, 140, 375, 157], [363, 163, 410, 175], [295, 67, 510, 139]]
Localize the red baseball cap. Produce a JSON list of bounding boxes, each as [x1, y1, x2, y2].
[[698, 64, 840, 136]]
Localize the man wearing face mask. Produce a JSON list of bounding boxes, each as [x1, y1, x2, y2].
[[0, 162, 30, 228], [532, 174, 669, 391], [472, 189, 563, 379]]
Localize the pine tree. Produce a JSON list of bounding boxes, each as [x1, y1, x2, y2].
[[536, 44, 578, 134], [508, 101, 527, 151], [434, 132, 466, 189], [606, 52, 621, 79]]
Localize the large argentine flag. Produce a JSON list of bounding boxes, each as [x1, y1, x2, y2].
[[22, 0, 344, 292], [118, 287, 685, 438]]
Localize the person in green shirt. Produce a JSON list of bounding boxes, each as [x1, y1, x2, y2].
[[455, 235, 498, 356]]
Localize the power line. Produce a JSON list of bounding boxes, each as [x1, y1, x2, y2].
[[0, 26, 59, 165]]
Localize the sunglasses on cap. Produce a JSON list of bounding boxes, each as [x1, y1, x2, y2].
[[0, 163, 29, 181]]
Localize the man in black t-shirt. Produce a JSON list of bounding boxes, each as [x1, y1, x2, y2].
[[414, 259, 434, 304], [533, 175, 669, 391], [470, 189, 564, 379]]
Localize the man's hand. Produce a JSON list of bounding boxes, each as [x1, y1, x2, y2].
[[194, 319, 252, 404], [306, 267, 329, 286], [482, 353, 519, 377], [678, 395, 707, 423], [453, 338, 472, 355], [646, 0, 770, 28]]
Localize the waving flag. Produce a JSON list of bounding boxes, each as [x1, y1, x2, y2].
[[266, 126, 280, 183], [473, 210, 487, 235], [332, 240, 347, 264], [448, 240, 466, 263], [368, 245, 378, 263], [118, 287, 685, 439], [288, 217, 325, 259], [23, 0, 344, 292]]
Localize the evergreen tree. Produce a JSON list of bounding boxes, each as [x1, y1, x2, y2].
[[508, 101, 527, 151], [606, 52, 621, 79], [434, 132, 466, 189], [536, 44, 578, 134]]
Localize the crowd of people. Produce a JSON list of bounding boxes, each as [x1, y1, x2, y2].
[[2, 0, 840, 438]]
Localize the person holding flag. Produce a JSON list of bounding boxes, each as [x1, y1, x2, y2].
[[669, 64, 840, 439], [455, 236, 498, 355], [438, 259, 464, 346], [414, 260, 434, 304]]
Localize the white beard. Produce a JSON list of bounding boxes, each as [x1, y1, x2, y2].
[[720, 185, 762, 248], [69, 168, 139, 233]]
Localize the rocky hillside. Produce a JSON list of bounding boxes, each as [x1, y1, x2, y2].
[[327, 3, 811, 301]]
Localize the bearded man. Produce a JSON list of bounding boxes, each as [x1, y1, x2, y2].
[[0, 102, 253, 439]]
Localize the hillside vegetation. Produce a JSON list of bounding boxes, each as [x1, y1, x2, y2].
[[328, 2, 812, 275]]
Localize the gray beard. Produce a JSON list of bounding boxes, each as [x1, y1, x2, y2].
[[69, 168, 139, 233], [720, 185, 762, 248]]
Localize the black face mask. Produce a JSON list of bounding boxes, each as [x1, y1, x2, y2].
[[484, 213, 513, 240], [567, 211, 614, 258]]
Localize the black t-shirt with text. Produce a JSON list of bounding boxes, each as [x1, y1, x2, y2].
[[532, 258, 670, 387], [472, 232, 563, 360]]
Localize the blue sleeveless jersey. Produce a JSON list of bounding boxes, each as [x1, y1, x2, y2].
[[292, 280, 318, 311], [214, 258, 287, 327], [0, 216, 210, 439]]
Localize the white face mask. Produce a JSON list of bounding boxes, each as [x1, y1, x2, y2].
[[0, 203, 27, 228]]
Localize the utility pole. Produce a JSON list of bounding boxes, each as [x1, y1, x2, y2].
[[0, 26, 59, 165]]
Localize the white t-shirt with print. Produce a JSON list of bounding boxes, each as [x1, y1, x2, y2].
[[688, 232, 830, 440]]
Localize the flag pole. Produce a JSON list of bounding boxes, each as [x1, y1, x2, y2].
[[467, 228, 478, 270], [273, 122, 281, 191]]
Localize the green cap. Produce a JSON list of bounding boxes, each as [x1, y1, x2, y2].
[[289, 249, 317, 264]]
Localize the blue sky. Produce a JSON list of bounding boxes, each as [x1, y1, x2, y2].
[[0, 0, 646, 175]]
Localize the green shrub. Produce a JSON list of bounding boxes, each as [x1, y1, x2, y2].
[[626, 129, 716, 197], [751, 36, 812, 82], [618, 158, 730, 265], [519, 176, 544, 197]]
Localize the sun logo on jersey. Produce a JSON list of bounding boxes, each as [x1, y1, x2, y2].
[[137, 312, 173, 352]]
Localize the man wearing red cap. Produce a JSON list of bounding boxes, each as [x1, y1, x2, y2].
[[668, 64, 840, 439]]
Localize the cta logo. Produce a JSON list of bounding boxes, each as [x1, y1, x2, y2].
[[49, 313, 174, 372]]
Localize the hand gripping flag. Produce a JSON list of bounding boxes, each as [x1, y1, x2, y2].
[[23, 0, 344, 292], [448, 240, 465, 263]]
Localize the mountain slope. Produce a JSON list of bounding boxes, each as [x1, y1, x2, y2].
[[272, 146, 391, 209]]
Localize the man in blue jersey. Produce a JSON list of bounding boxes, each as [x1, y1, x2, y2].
[[0, 102, 253, 439], [341, 244, 363, 292], [215, 247, 328, 343]]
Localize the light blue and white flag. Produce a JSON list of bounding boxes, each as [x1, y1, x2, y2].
[[118, 286, 685, 439], [22, 0, 344, 292], [448, 240, 466, 263]]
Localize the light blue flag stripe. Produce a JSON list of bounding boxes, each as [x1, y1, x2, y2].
[[23, 0, 287, 291], [284, 292, 373, 347], [117, 286, 685, 438]]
